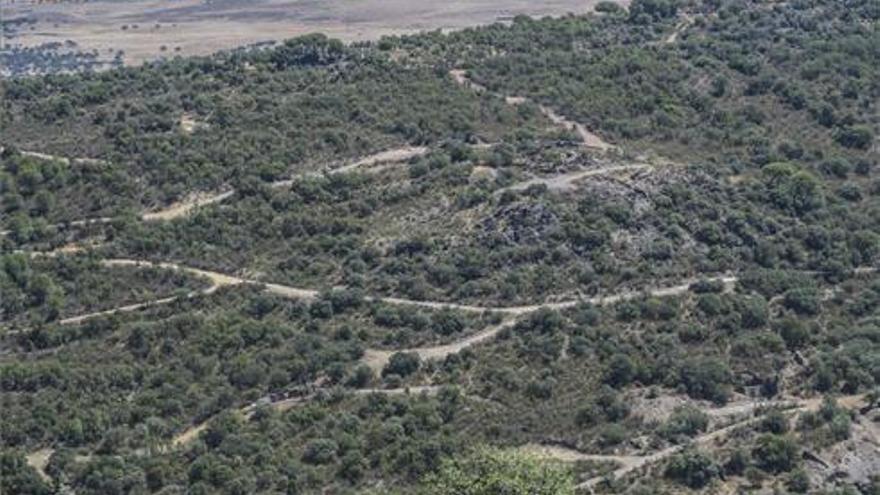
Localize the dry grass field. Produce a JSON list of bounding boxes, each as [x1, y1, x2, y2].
[[2, 0, 628, 66]]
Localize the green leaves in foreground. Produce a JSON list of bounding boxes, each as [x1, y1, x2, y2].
[[421, 447, 575, 495]]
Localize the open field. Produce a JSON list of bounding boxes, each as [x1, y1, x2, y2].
[[2, 0, 628, 66]]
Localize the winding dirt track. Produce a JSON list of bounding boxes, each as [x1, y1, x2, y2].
[[49, 258, 739, 373], [97, 260, 737, 320], [561, 394, 869, 491], [173, 385, 444, 446], [664, 15, 694, 44], [141, 191, 237, 222], [1, 146, 431, 237], [362, 319, 519, 372], [11, 140, 875, 473], [450, 69, 616, 152], [5, 252, 738, 366], [495, 164, 654, 196], [137, 146, 430, 221], [16, 150, 108, 167]]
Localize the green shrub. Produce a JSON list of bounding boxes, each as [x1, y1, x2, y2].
[[752, 434, 799, 473], [661, 405, 710, 440], [302, 438, 338, 465], [677, 358, 731, 404], [382, 352, 421, 377], [664, 449, 719, 489], [422, 447, 574, 495]]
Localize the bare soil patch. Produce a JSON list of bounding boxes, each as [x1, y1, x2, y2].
[[4, 0, 628, 66]]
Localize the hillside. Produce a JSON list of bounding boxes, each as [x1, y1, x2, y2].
[[1, 0, 879, 494]]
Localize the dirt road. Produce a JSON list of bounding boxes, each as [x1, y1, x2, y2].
[[450, 69, 617, 152], [18, 150, 107, 167], [572, 394, 869, 490], [172, 384, 445, 446], [495, 164, 654, 195], [11, 256, 737, 365], [1, 146, 431, 236], [141, 191, 236, 222], [664, 15, 693, 44], [362, 319, 519, 372]]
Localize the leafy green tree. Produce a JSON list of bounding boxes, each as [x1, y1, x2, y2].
[[787, 468, 810, 493], [302, 438, 338, 465], [628, 0, 680, 23], [664, 449, 719, 489], [383, 352, 421, 377], [775, 317, 810, 350], [661, 405, 710, 440], [604, 353, 637, 388], [595, 1, 625, 15], [783, 288, 820, 316], [760, 411, 790, 435], [0, 451, 52, 495], [678, 358, 731, 404], [762, 163, 825, 215], [753, 434, 799, 473], [836, 125, 874, 149]]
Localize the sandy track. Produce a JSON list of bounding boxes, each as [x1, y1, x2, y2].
[[172, 384, 444, 446], [664, 15, 694, 44], [362, 275, 738, 372], [57, 295, 188, 326], [362, 319, 519, 372], [450, 69, 616, 152], [144, 146, 429, 221], [536, 104, 616, 152], [0, 149, 108, 167], [339, 146, 431, 172], [141, 191, 237, 221], [0, 217, 114, 238], [8, 255, 737, 361], [522, 444, 642, 466], [268, 146, 431, 189], [24, 448, 54, 483], [495, 164, 653, 195], [0, 261, 229, 335], [51, 257, 737, 327], [1, 146, 430, 236], [572, 394, 868, 491]]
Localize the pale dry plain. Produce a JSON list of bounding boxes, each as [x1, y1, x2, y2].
[[2, 0, 628, 66]]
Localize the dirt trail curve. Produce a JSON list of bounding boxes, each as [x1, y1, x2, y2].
[[139, 146, 431, 221], [664, 14, 694, 44], [172, 385, 443, 447], [362, 275, 738, 372], [1, 146, 431, 237], [106, 260, 740, 318], [25, 448, 54, 483], [522, 398, 800, 472], [450, 69, 616, 152], [362, 319, 519, 373], [141, 191, 237, 222], [571, 394, 869, 492], [6, 254, 738, 358], [110, 260, 733, 319], [267, 146, 430, 189], [4, 149, 108, 167], [495, 164, 654, 196]]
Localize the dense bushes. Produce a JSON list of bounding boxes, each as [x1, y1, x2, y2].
[[422, 448, 574, 495], [1, 1, 879, 493], [664, 449, 719, 488]]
